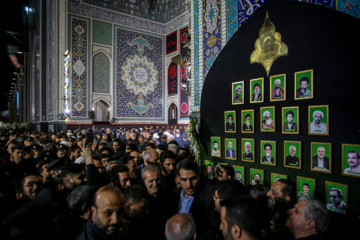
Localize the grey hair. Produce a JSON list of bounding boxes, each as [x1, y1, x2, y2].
[[298, 197, 330, 236], [141, 164, 160, 182], [165, 213, 196, 240], [168, 143, 179, 154]]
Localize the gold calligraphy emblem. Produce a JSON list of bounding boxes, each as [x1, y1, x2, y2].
[[250, 11, 288, 76]]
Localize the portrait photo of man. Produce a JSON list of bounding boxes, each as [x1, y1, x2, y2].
[[225, 139, 236, 160], [309, 106, 329, 135], [261, 107, 275, 131], [312, 144, 330, 172], [234, 166, 244, 185], [225, 111, 236, 133], [271, 78, 285, 100], [344, 150, 360, 176], [326, 187, 346, 214], [261, 142, 275, 165], [211, 140, 220, 157], [297, 182, 314, 199], [283, 107, 298, 134], [250, 78, 264, 103], [232, 81, 244, 104], [295, 69, 313, 99], [241, 110, 254, 133], [242, 140, 254, 161], [251, 172, 263, 186], [285, 144, 300, 168]]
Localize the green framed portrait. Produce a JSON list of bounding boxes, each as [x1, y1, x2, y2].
[[294, 69, 313, 100], [308, 105, 329, 135], [271, 173, 288, 185], [241, 109, 254, 133], [225, 138, 237, 160], [270, 73, 286, 101], [297, 176, 315, 200], [225, 110, 236, 133], [204, 160, 215, 180], [242, 138, 255, 162], [250, 168, 264, 186], [260, 140, 276, 166], [210, 137, 221, 158], [260, 106, 275, 132], [250, 78, 264, 103], [284, 141, 301, 169], [282, 106, 299, 134], [342, 144, 360, 178], [232, 81, 244, 105], [233, 165, 245, 186], [311, 142, 331, 173], [325, 181, 348, 214]]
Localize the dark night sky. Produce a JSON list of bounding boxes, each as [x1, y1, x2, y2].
[[1, 1, 28, 112]]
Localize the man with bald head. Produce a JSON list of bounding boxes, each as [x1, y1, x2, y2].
[[77, 185, 125, 239], [165, 213, 196, 240]]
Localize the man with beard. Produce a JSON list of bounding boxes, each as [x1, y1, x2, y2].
[[109, 164, 132, 192], [159, 150, 177, 193], [15, 172, 44, 203], [123, 184, 149, 240], [296, 76, 311, 98], [233, 85, 243, 103], [242, 114, 253, 132], [226, 114, 235, 132], [137, 148, 160, 177], [271, 79, 285, 100], [219, 195, 262, 240], [285, 145, 299, 167], [77, 185, 125, 240], [174, 159, 219, 240], [251, 173, 262, 186], [251, 83, 262, 101], [243, 141, 253, 161], [212, 141, 220, 156], [312, 146, 330, 171], [262, 111, 274, 130], [264, 179, 296, 238], [262, 143, 274, 164], [310, 110, 327, 134], [284, 111, 297, 132]]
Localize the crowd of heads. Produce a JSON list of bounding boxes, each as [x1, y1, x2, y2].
[[0, 126, 337, 240]]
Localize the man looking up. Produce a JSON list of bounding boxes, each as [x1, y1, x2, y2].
[[286, 198, 330, 239]]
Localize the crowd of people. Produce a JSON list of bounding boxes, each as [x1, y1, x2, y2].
[[0, 126, 349, 240]]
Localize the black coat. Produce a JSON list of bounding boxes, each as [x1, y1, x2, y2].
[[173, 182, 219, 240]]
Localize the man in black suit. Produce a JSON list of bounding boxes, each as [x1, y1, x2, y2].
[[226, 114, 235, 131], [262, 143, 274, 164], [312, 146, 329, 171], [173, 160, 219, 240], [226, 141, 235, 159]]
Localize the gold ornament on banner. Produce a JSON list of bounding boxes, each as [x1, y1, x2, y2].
[[250, 11, 288, 76]]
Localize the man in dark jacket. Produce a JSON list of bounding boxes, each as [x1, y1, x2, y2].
[[173, 159, 219, 240], [76, 185, 125, 240]]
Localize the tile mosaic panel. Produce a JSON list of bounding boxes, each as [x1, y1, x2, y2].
[[71, 17, 89, 117], [116, 27, 164, 119], [203, 0, 221, 79], [93, 52, 110, 93]]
